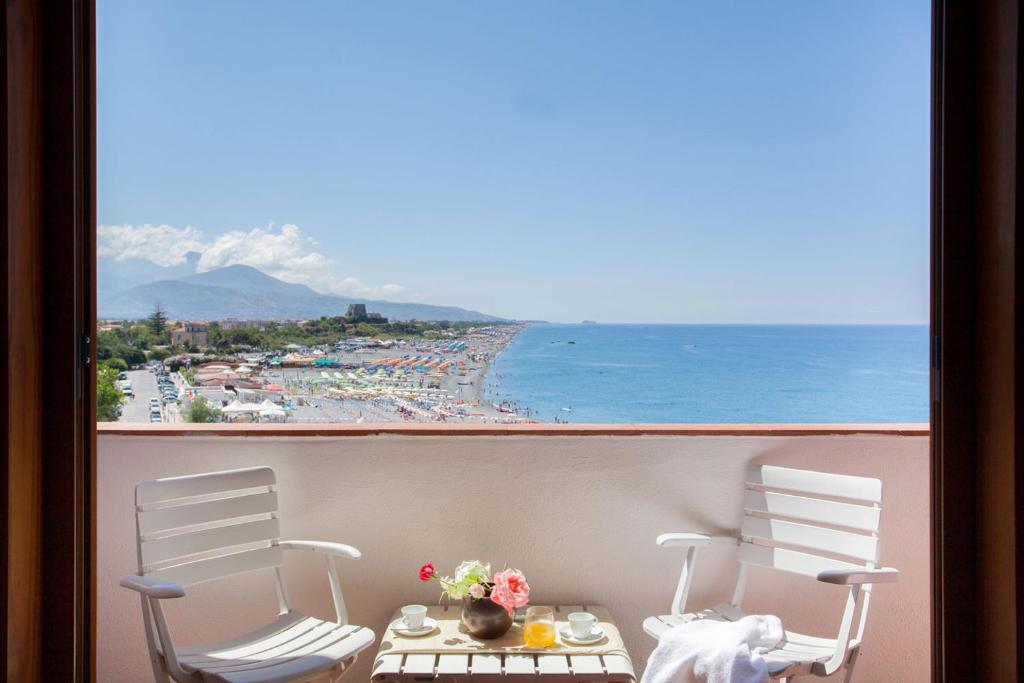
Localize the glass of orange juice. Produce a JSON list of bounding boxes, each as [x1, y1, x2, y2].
[[523, 606, 556, 647]]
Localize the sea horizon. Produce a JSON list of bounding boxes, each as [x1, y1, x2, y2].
[[483, 323, 929, 424], [524, 322, 928, 327]]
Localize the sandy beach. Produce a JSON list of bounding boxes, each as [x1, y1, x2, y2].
[[203, 324, 533, 424]]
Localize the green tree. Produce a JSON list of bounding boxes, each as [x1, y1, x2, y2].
[[96, 329, 120, 362], [102, 357, 128, 372], [186, 396, 222, 423], [96, 365, 124, 421], [224, 327, 264, 348], [123, 346, 147, 366], [97, 329, 147, 367], [148, 347, 171, 361], [147, 304, 169, 339]]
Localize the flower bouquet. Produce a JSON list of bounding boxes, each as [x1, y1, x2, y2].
[[419, 560, 530, 639]]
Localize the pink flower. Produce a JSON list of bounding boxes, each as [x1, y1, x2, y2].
[[468, 582, 486, 599], [489, 568, 530, 614], [418, 562, 436, 582]]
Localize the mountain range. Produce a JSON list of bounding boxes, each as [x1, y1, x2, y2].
[[98, 261, 505, 322]]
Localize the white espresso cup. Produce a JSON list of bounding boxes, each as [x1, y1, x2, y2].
[[401, 604, 428, 629], [568, 612, 599, 639]]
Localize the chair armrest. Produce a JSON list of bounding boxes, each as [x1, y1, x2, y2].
[[120, 574, 186, 599], [656, 533, 736, 548], [277, 540, 362, 559], [817, 567, 899, 585]]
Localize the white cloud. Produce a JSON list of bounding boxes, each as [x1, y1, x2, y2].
[[336, 277, 406, 299], [97, 223, 206, 267], [97, 222, 406, 299]]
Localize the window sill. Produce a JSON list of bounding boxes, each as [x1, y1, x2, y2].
[[96, 422, 930, 437]]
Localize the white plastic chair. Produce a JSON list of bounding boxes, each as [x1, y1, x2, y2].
[[120, 466, 375, 683], [643, 465, 899, 682]]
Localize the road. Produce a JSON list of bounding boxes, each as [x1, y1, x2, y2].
[[118, 368, 183, 423]]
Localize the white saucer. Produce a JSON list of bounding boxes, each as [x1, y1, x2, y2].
[[558, 624, 606, 645], [389, 617, 438, 637]]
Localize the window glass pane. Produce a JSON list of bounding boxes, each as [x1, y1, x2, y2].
[[97, 2, 929, 424]]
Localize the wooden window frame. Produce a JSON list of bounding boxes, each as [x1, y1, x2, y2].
[[4, 0, 1022, 680], [930, 0, 1022, 680], [3, 0, 95, 680]]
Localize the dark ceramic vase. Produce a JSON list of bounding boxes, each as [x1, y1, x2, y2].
[[461, 595, 513, 639]]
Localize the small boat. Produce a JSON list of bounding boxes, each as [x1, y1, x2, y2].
[[562, 405, 572, 412]]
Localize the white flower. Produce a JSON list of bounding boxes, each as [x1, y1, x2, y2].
[[454, 560, 491, 584]]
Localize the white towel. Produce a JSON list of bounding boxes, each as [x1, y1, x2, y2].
[[641, 615, 784, 683]]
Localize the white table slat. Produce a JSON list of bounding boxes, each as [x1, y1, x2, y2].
[[536, 656, 570, 674], [504, 655, 537, 677], [404, 654, 439, 676], [471, 654, 504, 676], [374, 654, 405, 677], [601, 655, 634, 682], [536, 655, 572, 682], [569, 656, 605, 677], [438, 654, 470, 676]]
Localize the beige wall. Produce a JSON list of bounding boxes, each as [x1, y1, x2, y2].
[[97, 433, 930, 682]]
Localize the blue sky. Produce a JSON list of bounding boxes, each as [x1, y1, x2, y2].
[[98, 1, 930, 323]]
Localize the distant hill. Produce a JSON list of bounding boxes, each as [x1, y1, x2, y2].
[[97, 253, 201, 295], [100, 264, 506, 322]]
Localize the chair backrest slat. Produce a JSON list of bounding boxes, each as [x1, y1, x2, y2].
[[136, 466, 276, 505], [749, 465, 881, 503], [146, 546, 284, 586], [134, 467, 283, 585], [141, 518, 281, 567], [742, 465, 882, 580], [138, 491, 278, 536], [741, 516, 879, 563], [744, 490, 880, 532], [739, 541, 863, 579]]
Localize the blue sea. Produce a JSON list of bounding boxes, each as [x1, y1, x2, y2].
[[482, 325, 929, 423]]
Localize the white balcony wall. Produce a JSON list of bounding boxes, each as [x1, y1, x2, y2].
[[98, 432, 929, 682]]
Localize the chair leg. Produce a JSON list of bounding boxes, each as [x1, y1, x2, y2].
[[140, 597, 172, 683], [843, 647, 861, 683], [329, 654, 359, 682], [147, 656, 171, 683]]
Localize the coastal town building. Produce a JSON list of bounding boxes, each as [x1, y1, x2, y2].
[[169, 321, 209, 349], [217, 318, 267, 330], [345, 303, 387, 323]]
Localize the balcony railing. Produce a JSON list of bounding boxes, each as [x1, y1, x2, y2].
[[97, 425, 929, 682]]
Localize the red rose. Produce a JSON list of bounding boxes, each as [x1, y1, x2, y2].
[[418, 562, 436, 582]]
